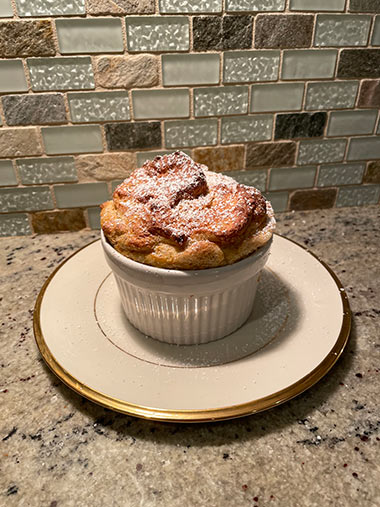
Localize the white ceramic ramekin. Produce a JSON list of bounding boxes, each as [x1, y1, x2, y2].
[[101, 230, 272, 345]]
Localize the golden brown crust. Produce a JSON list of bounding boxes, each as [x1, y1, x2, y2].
[[101, 151, 275, 269]]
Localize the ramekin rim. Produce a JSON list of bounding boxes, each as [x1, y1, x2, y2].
[[100, 229, 273, 277]]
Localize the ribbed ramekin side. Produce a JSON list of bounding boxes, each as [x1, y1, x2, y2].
[[113, 273, 259, 345]]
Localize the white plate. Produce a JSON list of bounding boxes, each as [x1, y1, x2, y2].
[[34, 235, 351, 422]]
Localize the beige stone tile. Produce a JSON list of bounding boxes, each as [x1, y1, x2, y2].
[[0, 128, 42, 158], [95, 55, 159, 89], [76, 153, 135, 181]]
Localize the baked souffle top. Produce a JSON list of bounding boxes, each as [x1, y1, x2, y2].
[[101, 151, 275, 269]]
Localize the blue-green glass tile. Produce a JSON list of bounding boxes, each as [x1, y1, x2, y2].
[[0, 213, 31, 237], [17, 157, 77, 184], [54, 182, 109, 208], [165, 119, 218, 148], [87, 207, 101, 229], [337, 185, 380, 207], [68, 92, 130, 123], [298, 139, 346, 165], [56, 18, 124, 54], [282, 50, 337, 80], [317, 163, 365, 187], [315, 15, 371, 47], [160, 0, 222, 13], [28, 57, 95, 91], [0, 60, 28, 93], [126, 17, 189, 52], [224, 51, 280, 83], [194, 86, 248, 117], [221, 115, 273, 144], [132, 89, 189, 119], [0, 160, 17, 186], [223, 169, 267, 191], [0, 186, 53, 212], [42, 125, 103, 155], [15, 0, 85, 16], [269, 166, 316, 190], [162, 54, 220, 86], [264, 191, 288, 212]]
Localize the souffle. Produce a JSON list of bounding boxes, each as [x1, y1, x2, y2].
[[101, 151, 275, 270]]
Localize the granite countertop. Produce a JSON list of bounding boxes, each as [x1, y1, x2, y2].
[[1, 206, 380, 507]]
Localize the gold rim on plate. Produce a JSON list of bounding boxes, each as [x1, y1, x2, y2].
[[33, 235, 351, 423]]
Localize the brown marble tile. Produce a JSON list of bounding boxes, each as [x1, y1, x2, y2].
[[246, 142, 296, 168], [31, 209, 86, 234], [0, 20, 55, 58], [338, 50, 380, 79], [349, 0, 380, 12], [289, 188, 337, 211], [255, 15, 313, 49], [363, 161, 380, 184], [105, 122, 161, 151], [193, 16, 253, 52], [2, 94, 66, 126], [193, 146, 245, 172], [358, 80, 380, 108]]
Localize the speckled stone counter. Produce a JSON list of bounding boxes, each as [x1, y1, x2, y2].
[[1, 206, 380, 507]]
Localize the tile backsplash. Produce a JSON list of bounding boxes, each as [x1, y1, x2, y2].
[[0, 1, 379, 237]]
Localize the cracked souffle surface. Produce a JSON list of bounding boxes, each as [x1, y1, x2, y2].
[[100, 151, 275, 269]]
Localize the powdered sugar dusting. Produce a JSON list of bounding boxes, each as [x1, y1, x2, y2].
[[113, 151, 274, 246]]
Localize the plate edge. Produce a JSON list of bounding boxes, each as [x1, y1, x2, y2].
[[33, 235, 351, 423]]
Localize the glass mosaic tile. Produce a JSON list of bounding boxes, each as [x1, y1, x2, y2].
[[317, 163, 365, 187], [42, 125, 103, 155], [17, 157, 77, 184], [337, 184, 380, 207], [28, 57, 95, 91], [264, 191, 288, 211], [269, 166, 316, 190], [327, 110, 377, 136], [282, 50, 337, 79], [0, 186, 53, 212], [221, 115, 273, 143], [223, 169, 267, 191], [0, 213, 31, 237], [305, 81, 359, 110], [194, 86, 248, 117], [0, 0, 13, 17], [160, 0, 222, 13], [0, 160, 17, 186], [132, 89, 189, 119], [56, 18, 124, 54], [315, 15, 371, 47], [298, 139, 346, 165], [126, 17, 189, 52], [54, 182, 109, 208], [251, 83, 304, 112], [15, 0, 85, 16], [165, 119, 218, 148], [224, 50, 280, 83], [162, 54, 220, 86], [226, 0, 285, 11], [68, 92, 130, 123], [347, 137, 380, 160], [87, 207, 101, 229], [0, 60, 28, 93]]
